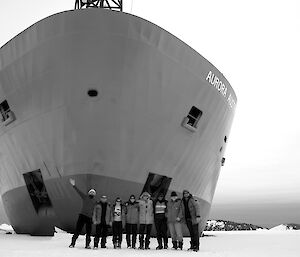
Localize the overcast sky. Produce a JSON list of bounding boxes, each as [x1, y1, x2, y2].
[[0, 0, 300, 227]]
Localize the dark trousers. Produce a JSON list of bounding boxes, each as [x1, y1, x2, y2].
[[139, 224, 152, 247], [155, 216, 168, 247], [112, 221, 123, 245], [125, 223, 137, 247], [186, 218, 200, 250], [94, 222, 108, 247], [71, 214, 92, 247]]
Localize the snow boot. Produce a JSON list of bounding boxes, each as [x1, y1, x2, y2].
[[126, 234, 131, 248], [85, 237, 91, 249], [69, 236, 76, 248], [193, 239, 199, 252], [117, 240, 122, 249], [132, 236, 137, 249], [145, 238, 150, 250], [178, 241, 183, 250], [156, 237, 163, 250], [94, 237, 99, 248], [100, 237, 107, 248], [163, 237, 168, 249], [172, 241, 178, 250], [187, 241, 194, 250], [139, 235, 144, 250]]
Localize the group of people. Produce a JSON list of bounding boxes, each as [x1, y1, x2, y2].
[[68, 178, 201, 252]]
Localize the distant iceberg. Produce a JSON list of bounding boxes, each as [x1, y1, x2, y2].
[[0, 223, 14, 232], [270, 224, 294, 231]]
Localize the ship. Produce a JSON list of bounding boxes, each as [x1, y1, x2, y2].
[[0, 0, 237, 236]]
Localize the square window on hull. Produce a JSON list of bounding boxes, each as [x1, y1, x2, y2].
[[182, 106, 202, 132], [0, 100, 15, 125], [0, 100, 10, 121]]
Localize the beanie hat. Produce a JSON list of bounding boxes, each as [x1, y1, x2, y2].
[[171, 191, 177, 197], [183, 189, 189, 194], [88, 189, 96, 196], [141, 191, 151, 198]]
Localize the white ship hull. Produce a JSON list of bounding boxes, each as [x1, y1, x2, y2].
[[0, 9, 236, 235]]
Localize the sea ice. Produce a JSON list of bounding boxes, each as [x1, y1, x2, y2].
[[0, 227, 299, 257]]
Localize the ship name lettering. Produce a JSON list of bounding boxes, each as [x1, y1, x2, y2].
[[227, 93, 236, 109], [206, 71, 227, 98]]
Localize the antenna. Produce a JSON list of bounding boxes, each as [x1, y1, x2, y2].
[[75, 0, 122, 11]]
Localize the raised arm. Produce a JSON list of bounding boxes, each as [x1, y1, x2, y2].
[[69, 178, 86, 199]]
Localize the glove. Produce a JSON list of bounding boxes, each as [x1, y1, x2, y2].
[[69, 178, 75, 186], [176, 217, 181, 222]]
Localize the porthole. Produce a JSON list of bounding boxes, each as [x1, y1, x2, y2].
[[221, 157, 226, 166], [87, 89, 98, 97]]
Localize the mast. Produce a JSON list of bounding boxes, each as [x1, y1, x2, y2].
[[75, 0, 123, 11]]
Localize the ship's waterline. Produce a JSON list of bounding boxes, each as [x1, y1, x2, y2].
[[0, 9, 236, 235]]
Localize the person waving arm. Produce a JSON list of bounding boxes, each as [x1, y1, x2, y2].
[[69, 178, 86, 199]]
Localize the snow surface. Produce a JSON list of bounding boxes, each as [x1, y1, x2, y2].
[[0, 228, 300, 257]]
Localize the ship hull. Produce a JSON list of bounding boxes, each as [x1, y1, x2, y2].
[[0, 9, 236, 235], [2, 174, 211, 235]]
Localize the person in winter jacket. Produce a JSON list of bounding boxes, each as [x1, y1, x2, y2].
[[92, 195, 112, 248], [167, 191, 183, 250], [124, 195, 139, 248], [69, 178, 96, 249], [111, 197, 125, 249], [138, 191, 154, 249], [181, 189, 201, 252], [154, 193, 168, 249]]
